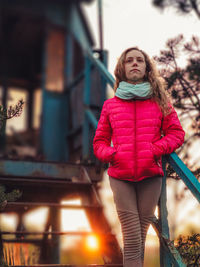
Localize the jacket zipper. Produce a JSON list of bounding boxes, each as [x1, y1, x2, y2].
[[134, 101, 137, 180]]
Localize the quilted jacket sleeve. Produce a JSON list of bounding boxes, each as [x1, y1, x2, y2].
[[93, 101, 117, 163], [152, 105, 185, 157]]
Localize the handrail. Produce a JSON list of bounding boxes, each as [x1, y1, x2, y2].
[[167, 152, 200, 203], [85, 108, 98, 129], [152, 217, 187, 266], [86, 50, 115, 87]]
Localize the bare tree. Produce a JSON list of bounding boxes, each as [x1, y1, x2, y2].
[[154, 34, 200, 167], [0, 99, 24, 129], [153, 0, 200, 19], [154, 35, 200, 239]]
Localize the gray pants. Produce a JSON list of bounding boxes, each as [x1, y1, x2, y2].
[[109, 176, 162, 267]]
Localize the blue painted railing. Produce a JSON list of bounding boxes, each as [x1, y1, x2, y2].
[[79, 49, 200, 267]]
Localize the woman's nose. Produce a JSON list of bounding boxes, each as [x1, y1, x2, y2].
[[132, 61, 138, 66]]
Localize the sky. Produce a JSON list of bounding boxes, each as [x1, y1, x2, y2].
[[82, 0, 200, 74]]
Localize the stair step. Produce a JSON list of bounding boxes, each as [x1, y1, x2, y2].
[[2, 202, 102, 212], [0, 159, 102, 182], [0, 178, 93, 202], [11, 265, 123, 267], [1, 230, 114, 237], [0, 176, 91, 186]]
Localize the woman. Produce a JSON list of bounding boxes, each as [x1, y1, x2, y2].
[[93, 47, 185, 267]]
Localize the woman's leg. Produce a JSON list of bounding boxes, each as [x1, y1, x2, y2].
[[109, 176, 143, 267], [136, 176, 162, 262]]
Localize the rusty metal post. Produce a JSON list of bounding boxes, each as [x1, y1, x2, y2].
[[82, 55, 91, 161], [0, 83, 7, 153], [27, 89, 34, 130], [158, 157, 171, 266]]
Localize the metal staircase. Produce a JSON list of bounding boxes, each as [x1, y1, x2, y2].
[[0, 159, 123, 266]]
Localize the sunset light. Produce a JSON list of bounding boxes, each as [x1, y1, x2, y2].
[[85, 235, 99, 251]]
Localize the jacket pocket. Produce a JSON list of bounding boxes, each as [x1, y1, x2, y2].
[[110, 145, 120, 165], [150, 143, 161, 167]]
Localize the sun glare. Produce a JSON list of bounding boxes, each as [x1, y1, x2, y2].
[[0, 214, 18, 230], [85, 235, 99, 251], [61, 199, 91, 232], [24, 207, 49, 230]]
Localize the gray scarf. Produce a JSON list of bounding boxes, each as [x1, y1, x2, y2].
[[115, 81, 152, 100]]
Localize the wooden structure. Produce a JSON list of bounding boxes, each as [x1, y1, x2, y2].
[[0, 0, 199, 266]]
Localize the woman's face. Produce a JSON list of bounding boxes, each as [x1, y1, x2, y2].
[[124, 49, 146, 84]]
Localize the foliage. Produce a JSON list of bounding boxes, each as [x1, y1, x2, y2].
[[0, 99, 24, 129], [0, 185, 22, 267], [154, 35, 200, 168], [175, 234, 200, 266], [154, 35, 200, 243], [152, 0, 200, 19], [0, 100, 24, 267], [0, 185, 22, 210]]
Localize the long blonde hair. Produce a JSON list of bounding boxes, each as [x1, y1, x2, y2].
[[114, 47, 171, 115]]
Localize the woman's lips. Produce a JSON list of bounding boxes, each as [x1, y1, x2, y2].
[[130, 69, 140, 72]]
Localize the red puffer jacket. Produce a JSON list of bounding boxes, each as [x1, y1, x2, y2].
[[93, 96, 185, 182]]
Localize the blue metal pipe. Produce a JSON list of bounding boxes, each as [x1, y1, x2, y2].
[[85, 109, 98, 129], [168, 152, 200, 203], [86, 50, 115, 87]]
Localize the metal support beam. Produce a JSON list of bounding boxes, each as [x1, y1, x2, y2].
[[0, 159, 102, 182], [39, 24, 48, 156], [82, 111, 90, 160], [85, 108, 98, 129], [82, 56, 91, 160], [0, 84, 7, 153], [86, 50, 115, 87], [83, 56, 91, 106], [100, 50, 108, 105], [159, 157, 171, 267], [98, 0, 103, 50], [27, 89, 34, 130], [50, 207, 60, 263], [152, 217, 186, 267]]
